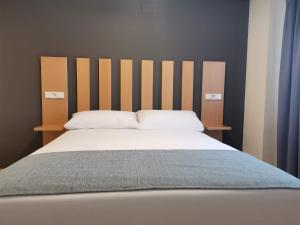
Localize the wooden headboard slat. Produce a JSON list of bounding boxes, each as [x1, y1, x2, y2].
[[41, 56, 68, 125], [99, 58, 112, 110], [120, 59, 133, 111], [201, 61, 226, 126], [76, 58, 90, 112], [141, 60, 154, 110], [161, 61, 174, 110], [40, 56, 68, 144], [181, 61, 194, 110]]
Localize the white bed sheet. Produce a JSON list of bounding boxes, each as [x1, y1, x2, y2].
[[33, 129, 235, 155]]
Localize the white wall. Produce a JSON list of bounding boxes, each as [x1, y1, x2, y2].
[[243, 0, 285, 165]]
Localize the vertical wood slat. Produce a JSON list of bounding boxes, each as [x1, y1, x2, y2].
[[76, 58, 90, 112], [141, 60, 154, 110], [161, 61, 174, 110], [99, 59, 112, 110], [201, 61, 226, 126], [40, 56, 68, 144], [181, 61, 194, 110], [120, 59, 133, 111]]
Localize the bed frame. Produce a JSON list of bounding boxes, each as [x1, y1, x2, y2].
[[34, 56, 230, 144]]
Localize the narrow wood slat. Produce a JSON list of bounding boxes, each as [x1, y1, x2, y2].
[[120, 59, 133, 111], [181, 61, 194, 110], [161, 61, 174, 110], [141, 60, 154, 110], [201, 61, 226, 127], [99, 59, 112, 110], [76, 58, 90, 112]]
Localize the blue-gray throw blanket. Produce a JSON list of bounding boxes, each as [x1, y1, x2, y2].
[[0, 150, 300, 197]]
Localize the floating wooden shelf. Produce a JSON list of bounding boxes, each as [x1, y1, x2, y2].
[[34, 125, 65, 132], [205, 125, 232, 131]]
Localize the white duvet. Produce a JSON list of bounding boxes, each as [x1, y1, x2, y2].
[[33, 129, 235, 155]]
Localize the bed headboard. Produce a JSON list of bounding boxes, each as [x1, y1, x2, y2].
[[41, 57, 199, 112], [36, 56, 229, 144]]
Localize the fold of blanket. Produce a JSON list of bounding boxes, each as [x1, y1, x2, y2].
[[1, 150, 300, 197]]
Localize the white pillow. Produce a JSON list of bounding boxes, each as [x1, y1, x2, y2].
[[136, 110, 204, 132], [64, 110, 138, 130]]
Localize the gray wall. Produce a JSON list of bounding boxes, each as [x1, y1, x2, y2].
[[0, 0, 249, 167]]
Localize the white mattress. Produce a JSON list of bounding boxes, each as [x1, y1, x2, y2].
[[33, 129, 236, 155], [1, 129, 300, 225]]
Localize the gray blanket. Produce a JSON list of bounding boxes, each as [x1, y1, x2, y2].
[[0, 150, 300, 197]]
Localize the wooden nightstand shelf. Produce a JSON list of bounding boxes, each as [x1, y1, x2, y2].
[[205, 125, 232, 131], [34, 125, 65, 132], [34, 125, 65, 145], [204, 125, 232, 142]]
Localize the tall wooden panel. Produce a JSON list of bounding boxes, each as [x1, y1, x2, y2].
[[161, 61, 174, 110], [40, 56, 68, 144], [201, 61, 226, 127], [120, 59, 133, 111], [141, 60, 154, 110], [181, 61, 194, 110], [76, 58, 90, 112], [99, 59, 112, 110]]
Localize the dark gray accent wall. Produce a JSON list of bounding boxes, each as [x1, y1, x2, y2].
[[0, 0, 249, 167]]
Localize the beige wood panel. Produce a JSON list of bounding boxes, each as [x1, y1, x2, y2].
[[201, 61, 226, 127], [181, 61, 194, 110], [40, 56, 68, 145], [141, 60, 154, 110], [76, 58, 90, 112], [205, 125, 232, 131], [41, 56, 68, 125], [34, 125, 65, 131], [205, 130, 223, 142], [161, 61, 174, 110], [99, 59, 112, 110], [120, 59, 133, 111], [43, 131, 64, 145]]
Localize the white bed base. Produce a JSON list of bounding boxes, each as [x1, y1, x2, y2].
[[1, 189, 300, 225]]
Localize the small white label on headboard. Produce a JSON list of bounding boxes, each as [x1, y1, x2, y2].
[[205, 93, 222, 100], [45, 92, 64, 99]]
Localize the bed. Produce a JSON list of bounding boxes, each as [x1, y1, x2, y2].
[[1, 58, 300, 225], [1, 126, 300, 225]]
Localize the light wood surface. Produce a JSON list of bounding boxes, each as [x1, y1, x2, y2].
[[120, 59, 133, 111], [99, 59, 112, 110], [76, 58, 90, 112], [141, 60, 154, 110], [205, 130, 224, 141], [38, 57, 230, 144], [34, 57, 216, 143], [205, 125, 232, 131], [181, 61, 194, 110], [34, 125, 65, 131], [161, 61, 174, 110], [201, 61, 226, 127], [40, 56, 68, 145], [43, 131, 65, 145], [201, 61, 229, 142]]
